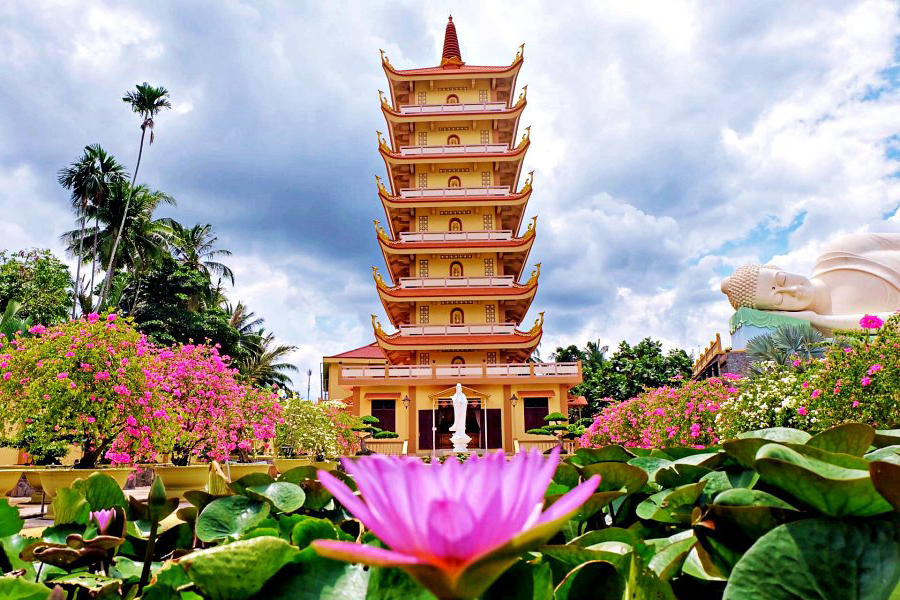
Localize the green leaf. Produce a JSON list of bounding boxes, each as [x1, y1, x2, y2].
[[291, 518, 338, 549], [180, 536, 300, 600], [864, 446, 900, 463], [195, 496, 271, 542], [245, 482, 306, 513], [73, 472, 127, 510], [625, 551, 678, 600], [0, 534, 35, 577], [256, 557, 370, 600], [540, 545, 628, 584], [870, 460, 900, 512], [552, 464, 580, 489], [568, 527, 637, 548], [227, 473, 275, 497], [806, 423, 875, 456], [0, 576, 51, 600], [725, 428, 812, 468], [51, 487, 90, 525], [754, 443, 893, 517], [367, 566, 438, 599], [737, 427, 812, 443], [724, 516, 900, 600], [636, 481, 707, 524], [110, 556, 162, 584], [583, 462, 648, 494], [482, 560, 553, 600], [575, 445, 634, 465], [544, 483, 571, 498], [277, 466, 319, 484], [0, 500, 23, 537], [655, 464, 712, 488], [300, 480, 334, 510], [648, 534, 696, 581], [48, 573, 121, 595], [554, 561, 624, 600], [627, 456, 673, 479], [874, 429, 900, 448], [141, 561, 191, 600]]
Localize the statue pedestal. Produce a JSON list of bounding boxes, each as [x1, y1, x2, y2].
[[450, 432, 471, 453], [729, 308, 812, 349]]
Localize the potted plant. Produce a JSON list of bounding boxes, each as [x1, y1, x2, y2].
[[274, 399, 355, 471], [527, 412, 575, 453], [353, 415, 399, 455]]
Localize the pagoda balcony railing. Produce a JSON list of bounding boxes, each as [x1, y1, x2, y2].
[[397, 323, 517, 336], [398, 185, 511, 198], [398, 143, 510, 156], [398, 102, 508, 115], [341, 362, 580, 380], [397, 276, 515, 289], [398, 229, 512, 243]]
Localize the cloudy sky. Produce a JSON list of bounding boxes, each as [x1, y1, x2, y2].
[[2, 1, 899, 394]]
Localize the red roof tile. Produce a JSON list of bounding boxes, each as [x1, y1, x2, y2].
[[326, 342, 386, 360], [568, 395, 588, 407]]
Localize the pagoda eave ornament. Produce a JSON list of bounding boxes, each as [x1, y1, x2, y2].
[[374, 219, 389, 241], [526, 262, 542, 286], [529, 311, 545, 336], [371, 314, 385, 336], [372, 266, 388, 290], [519, 170, 535, 194], [517, 125, 531, 149], [514, 43, 525, 65]]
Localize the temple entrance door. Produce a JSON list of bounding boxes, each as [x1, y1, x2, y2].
[[433, 399, 484, 450]]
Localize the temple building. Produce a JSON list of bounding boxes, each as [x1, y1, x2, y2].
[[321, 17, 582, 454]]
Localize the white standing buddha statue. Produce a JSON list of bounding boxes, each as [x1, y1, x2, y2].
[[449, 383, 471, 452], [721, 232, 900, 334]]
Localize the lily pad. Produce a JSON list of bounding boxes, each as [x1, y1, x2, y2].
[[0, 499, 23, 537], [227, 473, 275, 497], [582, 462, 648, 494], [627, 456, 674, 479], [636, 481, 707, 524], [72, 472, 127, 510], [654, 464, 712, 488], [180, 536, 300, 600], [864, 445, 900, 463], [869, 460, 900, 512], [552, 464, 580, 489], [723, 516, 900, 599], [195, 496, 271, 542], [575, 445, 634, 465], [873, 429, 900, 448], [754, 443, 892, 517], [0, 576, 49, 600], [482, 559, 552, 600], [540, 545, 628, 584], [245, 482, 306, 513], [277, 466, 319, 484], [290, 518, 338, 550], [51, 488, 90, 526], [806, 423, 875, 456], [554, 560, 624, 600]]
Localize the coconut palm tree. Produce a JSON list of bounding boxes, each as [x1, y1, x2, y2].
[[239, 330, 298, 388], [172, 222, 235, 285], [100, 83, 171, 306], [57, 145, 128, 316], [63, 182, 176, 309]]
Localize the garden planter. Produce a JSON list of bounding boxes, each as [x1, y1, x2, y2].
[[219, 462, 272, 481], [153, 465, 209, 499], [0, 469, 22, 495], [274, 457, 338, 473], [40, 468, 133, 516], [24, 470, 45, 503]]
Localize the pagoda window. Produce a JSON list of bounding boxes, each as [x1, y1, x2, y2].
[[449, 218, 463, 232], [481, 170, 491, 185], [418, 215, 428, 232], [485, 304, 496, 323], [446, 94, 459, 104], [418, 132, 428, 146], [486, 351, 497, 364], [371, 400, 396, 434], [450, 261, 463, 277], [452, 356, 465, 365], [417, 91, 427, 105], [478, 90, 488, 103], [448, 176, 461, 187], [483, 214, 493, 230], [480, 130, 490, 144], [418, 173, 428, 188], [419, 352, 430, 365], [484, 258, 494, 276], [524, 398, 549, 431], [419, 259, 429, 277], [447, 134, 460, 145], [419, 304, 429, 324], [450, 308, 465, 324]]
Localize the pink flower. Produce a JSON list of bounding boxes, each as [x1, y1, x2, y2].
[[868, 364, 883, 375], [107, 314, 118, 323], [861, 376, 872, 387], [859, 314, 884, 329], [313, 449, 599, 599], [852, 401, 860, 408], [27, 325, 46, 335], [2, 372, 9, 381], [57, 372, 68, 380], [811, 389, 822, 398], [90, 509, 114, 533], [87, 313, 100, 324], [798, 406, 808, 416], [792, 359, 801, 367]]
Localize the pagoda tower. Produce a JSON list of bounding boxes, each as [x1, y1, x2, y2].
[[322, 17, 582, 454]]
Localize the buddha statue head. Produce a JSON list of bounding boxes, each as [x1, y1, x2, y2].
[[721, 264, 816, 311]]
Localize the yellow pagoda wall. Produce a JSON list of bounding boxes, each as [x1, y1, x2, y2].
[[411, 79, 495, 104], [416, 301, 499, 324], [411, 211, 500, 232], [411, 164, 500, 188], [411, 254, 498, 277], [412, 122, 498, 146]]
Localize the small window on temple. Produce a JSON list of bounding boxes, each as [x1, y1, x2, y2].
[[446, 94, 459, 104], [452, 356, 465, 365], [418, 215, 428, 232], [524, 398, 549, 430], [447, 134, 460, 145], [478, 90, 488, 103], [417, 91, 427, 105], [481, 171, 491, 186], [450, 309, 465, 325], [449, 218, 462, 232], [418, 132, 428, 146], [419, 259, 429, 277], [450, 261, 463, 277], [486, 351, 497, 364], [480, 130, 490, 144], [485, 304, 496, 323], [419, 304, 429, 324], [484, 258, 494, 276], [418, 173, 428, 188], [483, 214, 493, 230], [448, 176, 461, 187], [419, 352, 430, 365]]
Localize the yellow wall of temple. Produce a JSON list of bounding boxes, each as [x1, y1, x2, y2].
[[411, 209, 500, 232], [412, 254, 499, 278], [411, 79, 495, 105], [412, 122, 496, 146], [412, 301, 499, 325], [410, 164, 499, 188]]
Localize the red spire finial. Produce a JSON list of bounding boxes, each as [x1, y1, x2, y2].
[[441, 14, 464, 66]]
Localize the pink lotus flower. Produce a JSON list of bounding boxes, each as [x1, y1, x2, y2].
[[313, 449, 599, 599], [90, 509, 114, 533], [859, 314, 884, 330]]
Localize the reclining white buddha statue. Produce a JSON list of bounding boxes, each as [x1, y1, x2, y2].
[[720, 232, 900, 334]]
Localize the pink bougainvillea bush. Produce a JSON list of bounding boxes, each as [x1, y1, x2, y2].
[[0, 313, 166, 467], [580, 377, 738, 449], [111, 343, 283, 466]]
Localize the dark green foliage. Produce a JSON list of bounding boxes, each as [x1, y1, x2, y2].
[[0, 248, 72, 325]]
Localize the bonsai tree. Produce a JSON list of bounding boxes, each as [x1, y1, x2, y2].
[[353, 415, 399, 455], [275, 399, 359, 461], [527, 412, 574, 453]]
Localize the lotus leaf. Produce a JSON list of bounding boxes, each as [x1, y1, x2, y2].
[[723, 516, 900, 599], [582, 462, 648, 494], [540, 545, 628, 583], [636, 481, 707, 524], [805, 423, 875, 456], [574, 445, 634, 465], [245, 482, 306, 513], [627, 456, 674, 479], [291, 518, 338, 550], [72, 473, 127, 510], [870, 460, 900, 512], [51, 487, 90, 526], [482, 560, 553, 600], [554, 560, 624, 600], [754, 443, 893, 517], [0, 576, 50, 600], [227, 473, 274, 497], [195, 496, 270, 542], [0, 500, 22, 538], [874, 429, 900, 448]]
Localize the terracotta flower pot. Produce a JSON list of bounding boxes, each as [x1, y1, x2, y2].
[[274, 457, 338, 473], [0, 468, 22, 496], [153, 465, 209, 499]]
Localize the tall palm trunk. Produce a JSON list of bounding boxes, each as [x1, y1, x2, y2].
[[71, 203, 86, 319], [89, 215, 99, 307], [99, 126, 146, 307]]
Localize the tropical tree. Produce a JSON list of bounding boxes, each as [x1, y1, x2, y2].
[[0, 248, 72, 325], [0, 300, 30, 339], [239, 330, 298, 388], [172, 222, 235, 284], [57, 144, 128, 315], [746, 324, 827, 374], [100, 82, 171, 305]]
